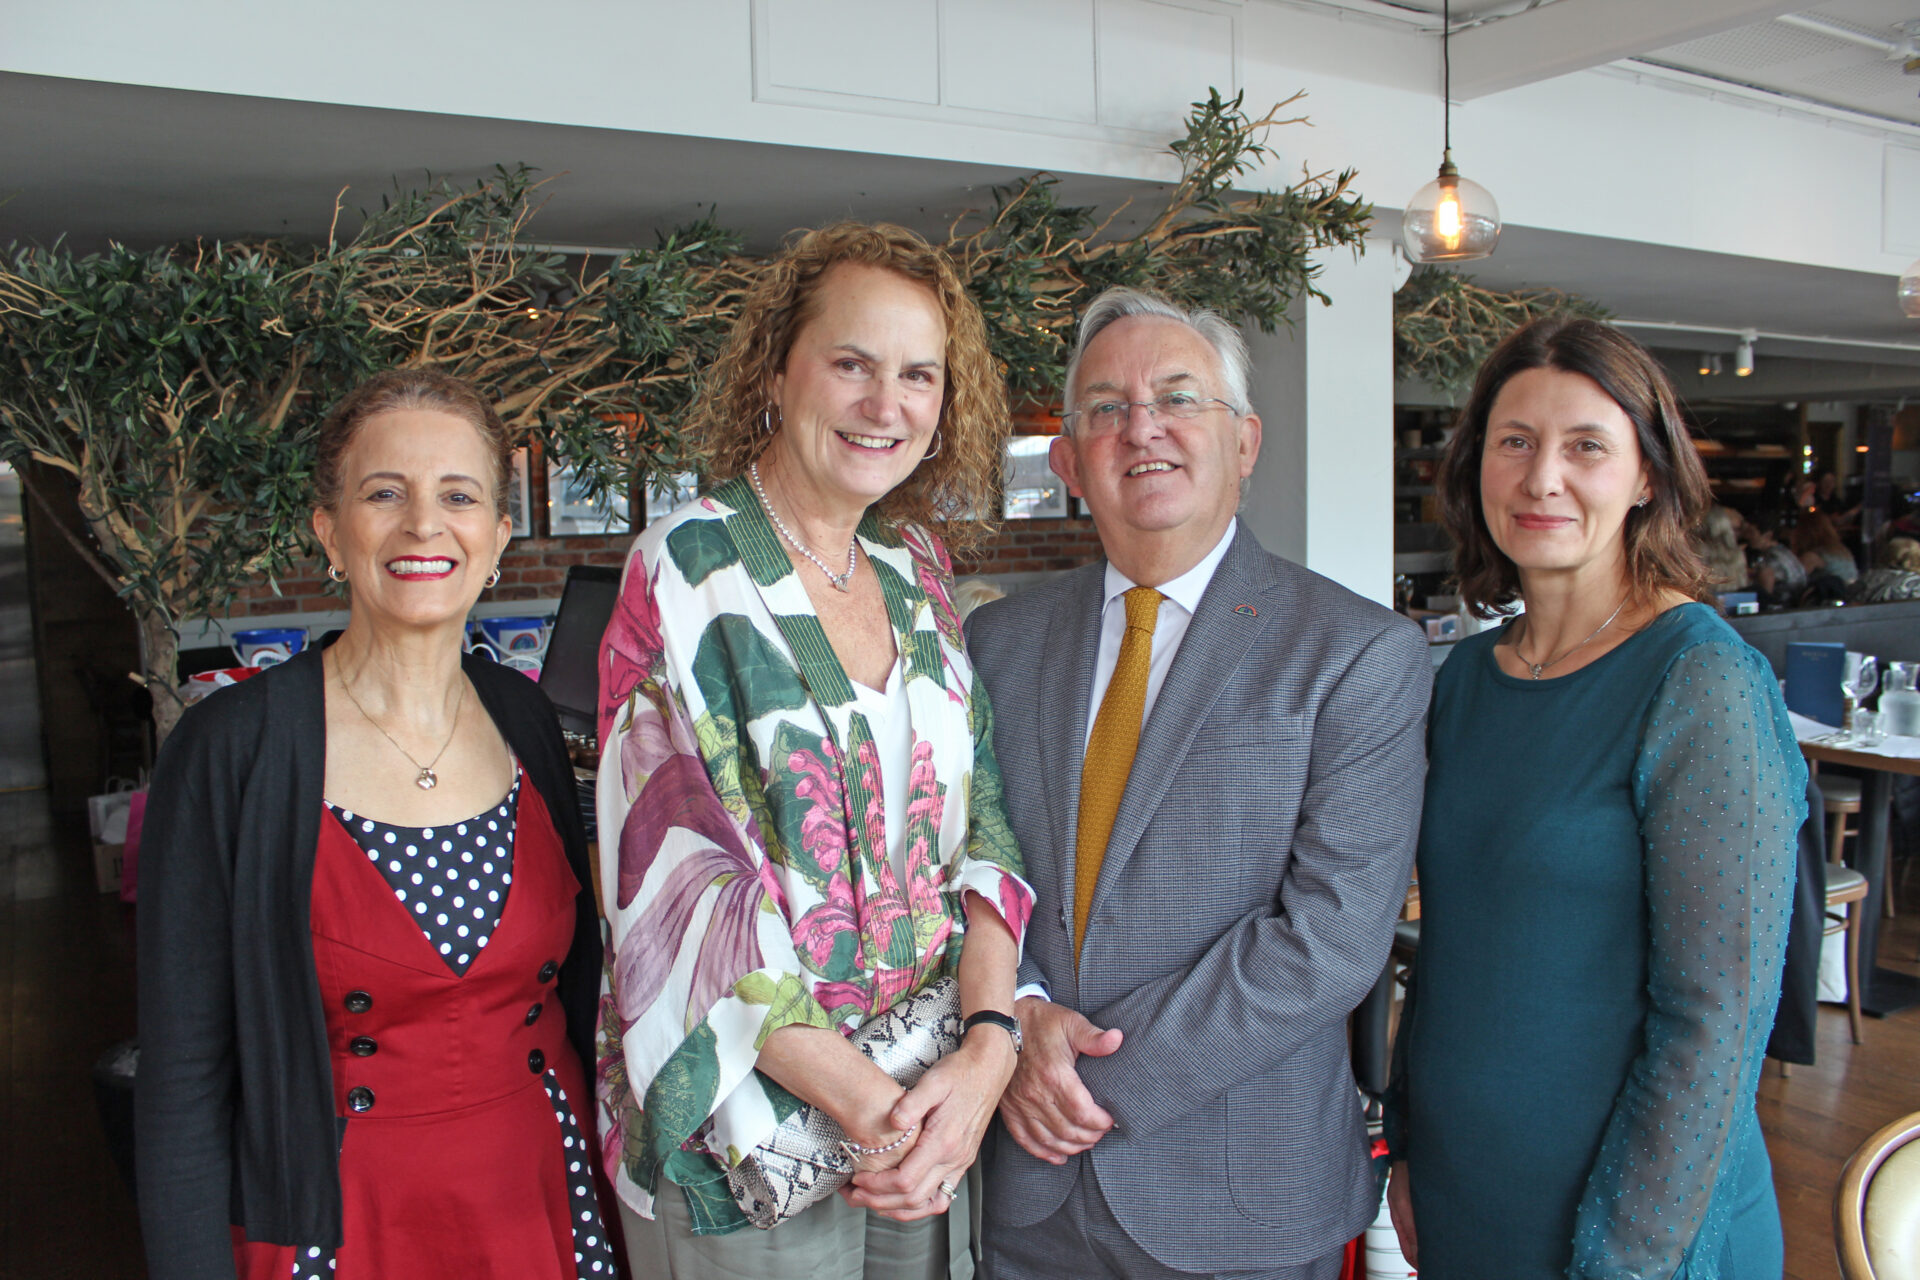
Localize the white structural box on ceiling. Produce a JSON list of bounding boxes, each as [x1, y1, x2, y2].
[[753, 0, 1241, 144]]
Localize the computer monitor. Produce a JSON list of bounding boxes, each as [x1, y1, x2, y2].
[[537, 564, 622, 740]]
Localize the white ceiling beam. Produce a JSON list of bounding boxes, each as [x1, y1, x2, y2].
[[1447, 0, 1805, 100]]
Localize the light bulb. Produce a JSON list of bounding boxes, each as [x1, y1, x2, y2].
[[1401, 153, 1501, 263], [1434, 181, 1463, 249]]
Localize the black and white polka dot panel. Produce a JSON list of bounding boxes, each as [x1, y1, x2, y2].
[[282, 1072, 613, 1279], [545, 1071, 619, 1277], [326, 779, 518, 977]]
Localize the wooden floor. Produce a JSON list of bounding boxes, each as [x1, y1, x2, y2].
[[1760, 893, 1920, 1280], [2, 770, 1917, 1277]]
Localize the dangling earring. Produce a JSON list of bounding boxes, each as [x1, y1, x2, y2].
[[922, 429, 942, 460], [486, 565, 502, 588], [761, 405, 780, 436], [326, 564, 348, 583]]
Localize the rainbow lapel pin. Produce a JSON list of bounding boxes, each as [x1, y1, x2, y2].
[[1233, 603, 1259, 617]]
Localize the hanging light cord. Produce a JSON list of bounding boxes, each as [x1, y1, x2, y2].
[[1442, 0, 1452, 154]]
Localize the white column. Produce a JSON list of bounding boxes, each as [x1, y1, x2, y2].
[[1240, 238, 1398, 605]]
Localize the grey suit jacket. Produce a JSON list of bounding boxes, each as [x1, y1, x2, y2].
[[967, 522, 1431, 1273]]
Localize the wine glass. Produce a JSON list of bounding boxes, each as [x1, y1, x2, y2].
[[1842, 655, 1879, 744]]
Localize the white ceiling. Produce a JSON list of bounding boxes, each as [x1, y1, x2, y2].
[[1640, 1, 1920, 128], [1267, 0, 1920, 123], [4, 0, 1918, 403]]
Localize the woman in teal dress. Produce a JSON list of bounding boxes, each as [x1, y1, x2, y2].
[[1383, 317, 1805, 1280]]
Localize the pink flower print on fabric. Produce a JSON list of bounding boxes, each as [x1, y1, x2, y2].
[[613, 749, 769, 1025], [787, 742, 853, 885], [600, 558, 666, 745]]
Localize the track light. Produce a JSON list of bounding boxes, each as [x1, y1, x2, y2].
[[1696, 353, 1722, 376], [1734, 333, 1755, 377]]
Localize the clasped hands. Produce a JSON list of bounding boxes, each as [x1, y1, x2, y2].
[[992, 996, 1123, 1166], [823, 995, 1124, 1218], [841, 1023, 1018, 1220]]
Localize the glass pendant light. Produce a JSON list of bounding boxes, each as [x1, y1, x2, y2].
[[1900, 257, 1920, 319], [1402, 0, 1502, 263]]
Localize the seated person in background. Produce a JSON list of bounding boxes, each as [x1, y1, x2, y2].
[[1811, 469, 1861, 529], [1852, 535, 1920, 604], [1746, 514, 1808, 608], [1790, 509, 1858, 585], [1695, 505, 1749, 594]]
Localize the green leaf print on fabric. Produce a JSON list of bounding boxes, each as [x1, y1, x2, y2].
[[965, 671, 1023, 876], [734, 970, 835, 1049], [870, 556, 918, 636], [643, 1022, 722, 1165], [692, 613, 810, 730], [759, 1075, 806, 1125], [666, 518, 741, 587], [763, 719, 843, 886], [691, 709, 748, 828]]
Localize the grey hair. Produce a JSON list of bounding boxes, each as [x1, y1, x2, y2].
[[1060, 287, 1253, 434]]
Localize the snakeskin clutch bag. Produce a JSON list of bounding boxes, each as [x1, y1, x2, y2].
[[726, 976, 961, 1230]]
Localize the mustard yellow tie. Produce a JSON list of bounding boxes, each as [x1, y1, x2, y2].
[[1074, 586, 1163, 969]]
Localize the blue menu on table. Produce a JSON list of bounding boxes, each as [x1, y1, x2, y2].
[[1783, 642, 1847, 728]]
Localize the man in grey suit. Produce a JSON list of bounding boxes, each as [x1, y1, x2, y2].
[[967, 287, 1430, 1279]]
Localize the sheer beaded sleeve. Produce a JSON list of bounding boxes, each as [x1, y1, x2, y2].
[[1569, 639, 1805, 1279]]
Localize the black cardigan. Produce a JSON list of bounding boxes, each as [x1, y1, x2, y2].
[[133, 647, 602, 1279]]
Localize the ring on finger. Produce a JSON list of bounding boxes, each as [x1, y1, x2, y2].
[[938, 1178, 958, 1201]]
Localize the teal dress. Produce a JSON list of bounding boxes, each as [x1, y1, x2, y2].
[[1385, 603, 1804, 1280]]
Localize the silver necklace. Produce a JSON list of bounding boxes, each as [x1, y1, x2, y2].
[[1516, 594, 1629, 680], [337, 670, 465, 789], [749, 461, 858, 592]]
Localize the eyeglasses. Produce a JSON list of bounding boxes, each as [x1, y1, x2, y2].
[[1060, 392, 1237, 434]]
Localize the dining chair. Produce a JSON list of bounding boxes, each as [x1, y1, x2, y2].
[[1837, 1109, 1920, 1279], [1828, 863, 1869, 1046]]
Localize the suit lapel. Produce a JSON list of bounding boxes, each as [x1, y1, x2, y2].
[[1044, 564, 1106, 918], [1093, 525, 1273, 907]]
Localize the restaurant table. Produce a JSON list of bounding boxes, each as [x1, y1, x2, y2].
[[1791, 713, 1920, 1016]]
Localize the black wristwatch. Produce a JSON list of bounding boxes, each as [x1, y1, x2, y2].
[[963, 1009, 1022, 1053]]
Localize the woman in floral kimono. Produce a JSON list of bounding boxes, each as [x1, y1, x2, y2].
[[596, 222, 1035, 1279]]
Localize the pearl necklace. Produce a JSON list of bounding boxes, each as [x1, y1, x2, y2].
[[749, 461, 858, 593]]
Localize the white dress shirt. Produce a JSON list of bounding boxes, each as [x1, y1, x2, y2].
[[1016, 521, 1238, 1004]]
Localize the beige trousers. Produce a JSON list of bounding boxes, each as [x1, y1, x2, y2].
[[618, 1170, 977, 1280]]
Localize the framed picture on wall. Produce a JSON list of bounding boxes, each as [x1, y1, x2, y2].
[[1002, 435, 1068, 519], [644, 472, 701, 522], [547, 458, 631, 537], [506, 447, 533, 538]]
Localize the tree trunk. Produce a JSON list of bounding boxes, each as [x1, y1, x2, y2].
[[137, 605, 184, 750]]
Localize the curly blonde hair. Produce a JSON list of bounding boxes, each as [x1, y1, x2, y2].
[[688, 221, 1006, 554]]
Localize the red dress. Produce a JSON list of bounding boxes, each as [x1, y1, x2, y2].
[[232, 774, 614, 1279]]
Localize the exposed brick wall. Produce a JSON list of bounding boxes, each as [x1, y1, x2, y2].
[[954, 517, 1105, 576], [227, 535, 635, 617], [223, 522, 1095, 617]]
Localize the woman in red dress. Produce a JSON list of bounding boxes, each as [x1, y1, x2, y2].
[[135, 371, 613, 1279]]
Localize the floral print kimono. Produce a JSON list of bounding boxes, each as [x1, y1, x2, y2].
[[594, 476, 1034, 1234]]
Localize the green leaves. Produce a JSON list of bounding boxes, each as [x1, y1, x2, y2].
[[0, 95, 1390, 746], [690, 613, 811, 731], [1393, 267, 1609, 395]]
